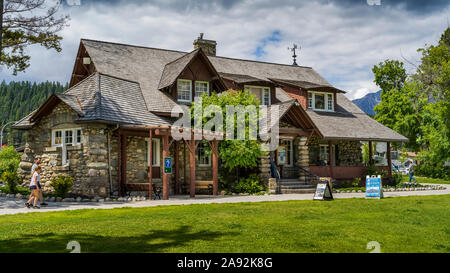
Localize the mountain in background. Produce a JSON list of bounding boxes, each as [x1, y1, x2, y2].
[[352, 90, 381, 116], [0, 81, 68, 146]]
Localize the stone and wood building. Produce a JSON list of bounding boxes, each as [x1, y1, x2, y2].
[[13, 34, 408, 198]]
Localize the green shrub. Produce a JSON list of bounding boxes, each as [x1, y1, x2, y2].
[[50, 175, 73, 198], [0, 146, 20, 177], [351, 178, 360, 187], [390, 172, 403, 187], [234, 174, 263, 194], [1, 171, 21, 194]]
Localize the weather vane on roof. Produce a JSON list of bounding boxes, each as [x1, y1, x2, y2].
[[287, 44, 300, 66]]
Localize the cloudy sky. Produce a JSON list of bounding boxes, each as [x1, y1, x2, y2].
[[1, 0, 449, 99]]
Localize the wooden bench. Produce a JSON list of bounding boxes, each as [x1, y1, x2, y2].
[[181, 180, 213, 195]]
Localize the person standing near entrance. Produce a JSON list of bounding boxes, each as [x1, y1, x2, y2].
[[408, 163, 416, 183], [26, 166, 42, 209]]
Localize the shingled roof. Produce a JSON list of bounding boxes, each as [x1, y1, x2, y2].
[[14, 72, 172, 129], [80, 39, 334, 114], [276, 88, 408, 142]]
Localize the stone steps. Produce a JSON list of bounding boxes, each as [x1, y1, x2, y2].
[[277, 179, 315, 194]]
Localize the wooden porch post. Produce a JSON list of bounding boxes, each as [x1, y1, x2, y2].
[[387, 141, 392, 178], [175, 141, 180, 195], [212, 139, 219, 196], [117, 131, 122, 197], [328, 141, 333, 178], [122, 134, 127, 197], [368, 141, 373, 165], [189, 138, 196, 198], [162, 134, 170, 200], [183, 141, 187, 193], [148, 129, 153, 199]]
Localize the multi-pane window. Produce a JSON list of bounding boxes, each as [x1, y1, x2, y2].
[[327, 94, 333, 110], [177, 79, 192, 102], [54, 131, 62, 145], [245, 86, 271, 105], [307, 92, 334, 111], [197, 142, 211, 166], [145, 138, 161, 167], [65, 130, 73, 145], [308, 92, 313, 108], [195, 81, 209, 98], [52, 128, 82, 147], [76, 130, 82, 143], [319, 144, 330, 163]]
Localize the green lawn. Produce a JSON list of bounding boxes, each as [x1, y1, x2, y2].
[[0, 195, 449, 253], [402, 175, 450, 184]]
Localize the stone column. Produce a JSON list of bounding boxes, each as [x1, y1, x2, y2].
[[296, 136, 309, 183], [258, 151, 271, 188]]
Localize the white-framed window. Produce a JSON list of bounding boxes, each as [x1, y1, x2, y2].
[[307, 91, 334, 111], [145, 138, 161, 167], [194, 81, 209, 98], [197, 142, 211, 166], [177, 79, 192, 102], [244, 85, 271, 105], [319, 144, 330, 164], [52, 128, 82, 147], [280, 139, 294, 167]]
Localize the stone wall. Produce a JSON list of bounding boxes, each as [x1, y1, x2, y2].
[[308, 137, 363, 166], [18, 102, 110, 198]]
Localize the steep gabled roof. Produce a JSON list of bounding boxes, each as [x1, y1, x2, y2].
[[219, 72, 267, 84], [276, 90, 408, 142], [79, 39, 336, 114], [158, 49, 200, 90]]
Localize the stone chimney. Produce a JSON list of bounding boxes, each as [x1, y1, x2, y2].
[[193, 33, 217, 56]]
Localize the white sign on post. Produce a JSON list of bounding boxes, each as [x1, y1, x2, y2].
[[365, 175, 383, 199]]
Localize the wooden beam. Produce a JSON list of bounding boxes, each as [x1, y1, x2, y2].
[[329, 141, 334, 178], [162, 134, 170, 200], [387, 142, 392, 178], [122, 134, 127, 197], [368, 141, 373, 166], [148, 129, 153, 199], [212, 139, 219, 196], [188, 138, 196, 198], [117, 132, 122, 197], [175, 141, 180, 195]]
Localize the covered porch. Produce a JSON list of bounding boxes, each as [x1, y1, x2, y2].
[[115, 125, 222, 200]]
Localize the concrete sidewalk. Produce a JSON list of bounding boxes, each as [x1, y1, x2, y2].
[[0, 184, 448, 216]]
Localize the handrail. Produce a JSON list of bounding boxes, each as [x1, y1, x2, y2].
[[297, 165, 321, 184]]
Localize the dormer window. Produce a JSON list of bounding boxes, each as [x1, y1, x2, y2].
[[307, 91, 334, 111], [245, 85, 271, 105], [195, 81, 209, 98], [177, 79, 192, 102]]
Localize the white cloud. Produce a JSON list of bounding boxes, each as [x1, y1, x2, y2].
[[1, 0, 449, 100]]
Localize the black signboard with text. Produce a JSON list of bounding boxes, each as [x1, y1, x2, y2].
[[313, 179, 334, 201]]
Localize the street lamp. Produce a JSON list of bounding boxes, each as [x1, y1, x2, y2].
[[0, 121, 17, 150]]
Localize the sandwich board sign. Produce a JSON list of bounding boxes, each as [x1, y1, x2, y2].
[[365, 175, 383, 199], [164, 157, 172, 174], [313, 178, 334, 201]]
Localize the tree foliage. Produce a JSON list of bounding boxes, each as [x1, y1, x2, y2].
[[0, 80, 67, 146], [373, 28, 450, 178], [1, 0, 70, 74], [192, 90, 263, 192]]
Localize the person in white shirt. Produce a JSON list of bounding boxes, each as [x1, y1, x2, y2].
[[25, 166, 42, 209], [26, 157, 47, 207]]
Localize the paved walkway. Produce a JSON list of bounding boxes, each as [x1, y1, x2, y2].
[[0, 184, 448, 216]]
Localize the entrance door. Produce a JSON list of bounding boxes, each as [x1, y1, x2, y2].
[[278, 139, 295, 179], [146, 138, 161, 178]]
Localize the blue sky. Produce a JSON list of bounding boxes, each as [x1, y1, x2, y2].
[[0, 0, 449, 99]]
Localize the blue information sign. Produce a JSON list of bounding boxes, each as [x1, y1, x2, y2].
[[164, 157, 172, 174], [366, 175, 383, 199]]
